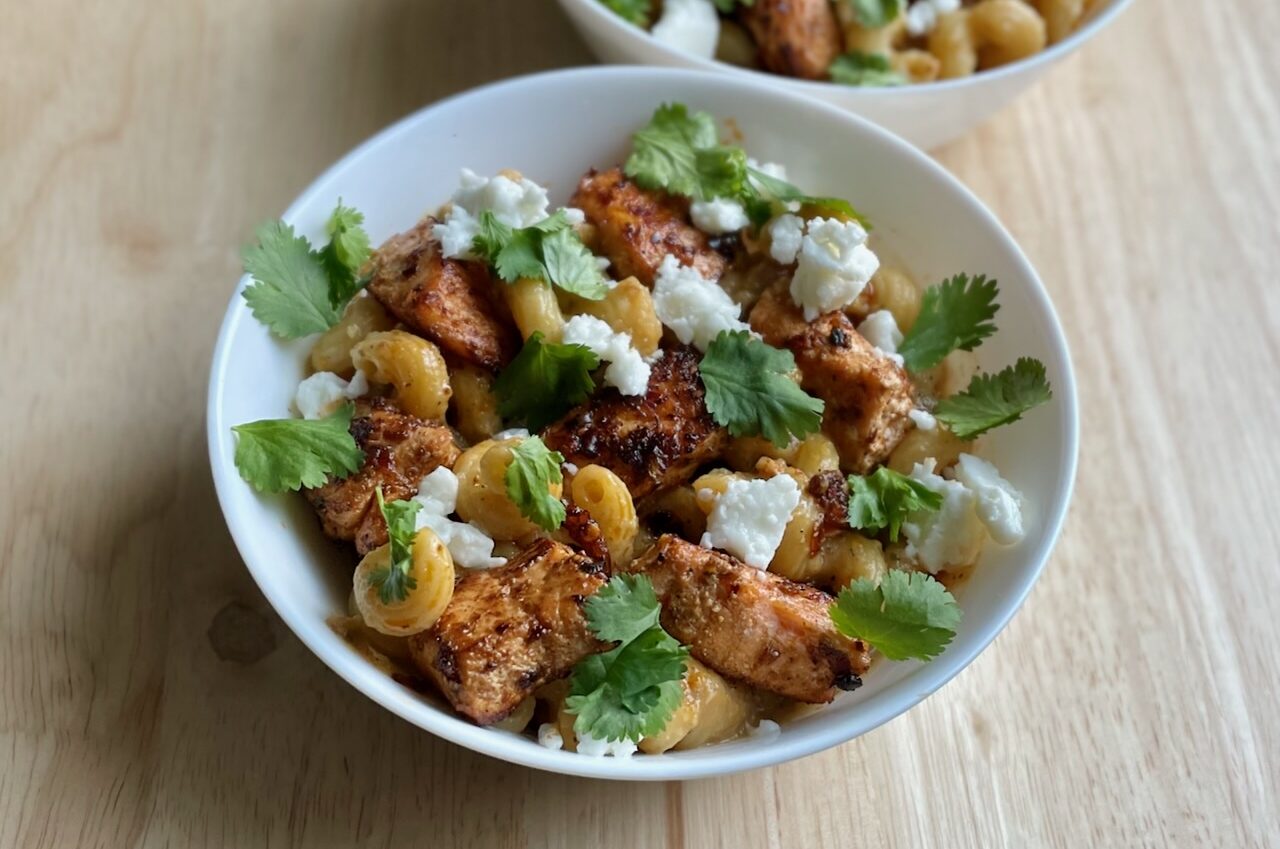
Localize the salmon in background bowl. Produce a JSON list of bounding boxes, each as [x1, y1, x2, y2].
[[556, 0, 1134, 149], [207, 67, 1078, 780]]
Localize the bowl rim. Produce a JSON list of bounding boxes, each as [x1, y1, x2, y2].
[[207, 65, 1080, 780], [557, 0, 1134, 97]]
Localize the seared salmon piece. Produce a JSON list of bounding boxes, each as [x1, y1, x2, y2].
[[303, 397, 460, 555], [542, 345, 727, 500], [571, 168, 727, 286], [741, 0, 844, 80], [750, 287, 914, 474], [627, 535, 870, 703], [366, 218, 520, 372], [409, 539, 609, 725]]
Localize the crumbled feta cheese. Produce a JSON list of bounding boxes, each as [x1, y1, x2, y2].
[[494, 428, 531, 441], [562, 207, 586, 226], [767, 214, 805, 265], [791, 217, 880, 321], [412, 467, 506, 570], [953, 454, 1025, 546], [690, 197, 750, 235], [537, 723, 564, 751], [562, 462, 579, 476], [749, 719, 782, 740], [857, 310, 905, 365], [909, 409, 937, 431], [562, 314, 651, 396], [432, 168, 552, 259], [904, 0, 962, 36], [901, 459, 986, 574], [652, 254, 749, 351], [650, 0, 720, 59], [699, 475, 801, 569], [575, 731, 638, 758], [749, 159, 789, 182], [294, 370, 366, 420]]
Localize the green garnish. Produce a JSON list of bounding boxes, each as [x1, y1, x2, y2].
[[831, 571, 962, 661], [231, 403, 364, 493], [472, 210, 608, 300], [829, 51, 908, 87], [504, 435, 567, 532], [367, 487, 423, 604], [897, 273, 1000, 373], [493, 331, 600, 430], [846, 467, 943, 542], [935, 357, 1053, 440]]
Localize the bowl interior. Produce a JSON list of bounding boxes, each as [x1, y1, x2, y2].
[[208, 67, 1077, 780]]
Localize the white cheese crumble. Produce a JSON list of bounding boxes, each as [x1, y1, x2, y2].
[[767, 214, 805, 265], [905, 0, 962, 36], [412, 467, 506, 570], [749, 159, 789, 182], [652, 254, 749, 351], [432, 168, 551, 259], [294, 370, 367, 420], [901, 459, 986, 574], [857, 309, 905, 365], [562, 462, 579, 476], [575, 731, 638, 758], [953, 454, 1026, 546], [494, 427, 531, 441], [791, 217, 880, 321], [537, 723, 564, 751], [650, 0, 720, 59], [909, 409, 937, 431], [562, 314, 651, 396], [749, 719, 782, 740], [699, 475, 801, 569], [690, 197, 750, 235]]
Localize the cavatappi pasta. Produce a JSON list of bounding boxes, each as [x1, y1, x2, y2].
[[234, 107, 1046, 759], [604, 0, 1102, 87]]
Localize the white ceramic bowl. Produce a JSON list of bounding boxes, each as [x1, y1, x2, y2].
[[557, 0, 1132, 149], [207, 67, 1078, 780]]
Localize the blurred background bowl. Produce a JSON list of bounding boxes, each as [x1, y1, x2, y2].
[[557, 0, 1133, 149]]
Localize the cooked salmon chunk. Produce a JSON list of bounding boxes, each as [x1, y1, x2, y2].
[[409, 539, 609, 725], [741, 0, 844, 81], [366, 218, 520, 372], [628, 535, 870, 703], [542, 345, 727, 499], [750, 287, 914, 474], [571, 168, 727, 286], [303, 397, 460, 555]]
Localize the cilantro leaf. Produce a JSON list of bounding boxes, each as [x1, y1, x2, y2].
[[242, 220, 340, 338], [829, 51, 907, 87], [584, 573, 663, 644], [472, 210, 607, 300], [367, 487, 423, 604], [231, 403, 363, 493], [504, 436, 567, 532], [624, 103, 737, 200], [842, 0, 901, 28], [319, 201, 373, 307], [897, 273, 1000, 373], [934, 358, 1053, 440], [712, 0, 755, 10], [494, 331, 600, 429], [597, 0, 654, 26], [242, 201, 374, 338], [747, 168, 872, 229], [567, 575, 690, 743], [847, 467, 943, 542], [830, 571, 962, 661], [699, 330, 825, 448]]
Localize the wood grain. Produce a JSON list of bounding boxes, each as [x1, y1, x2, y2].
[[1, 0, 1276, 846]]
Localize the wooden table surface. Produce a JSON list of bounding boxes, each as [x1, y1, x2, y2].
[[2, 0, 1276, 846]]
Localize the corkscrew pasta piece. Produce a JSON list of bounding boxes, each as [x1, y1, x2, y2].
[[769, 488, 827, 583], [351, 330, 452, 421], [931, 1, 1047, 79], [454, 438, 561, 542], [820, 531, 888, 591], [491, 696, 536, 733], [570, 464, 639, 568], [887, 423, 972, 475], [309, 294, 395, 378], [870, 265, 922, 332], [450, 365, 502, 444], [674, 659, 755, 751], [565, 276, 662, 356], [1030, 0, 1088, 43], [505, 277, 565, 342], [353, 529, 456, 637]]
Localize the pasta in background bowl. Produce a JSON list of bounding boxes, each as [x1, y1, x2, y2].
[[207, 67, 1078, 779], [556, 0, 1133, 149]]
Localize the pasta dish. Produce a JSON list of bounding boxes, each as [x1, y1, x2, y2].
[[229, 103, 1052, 756]]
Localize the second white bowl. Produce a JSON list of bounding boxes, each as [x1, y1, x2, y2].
[[557, 0, 1133, 149]]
